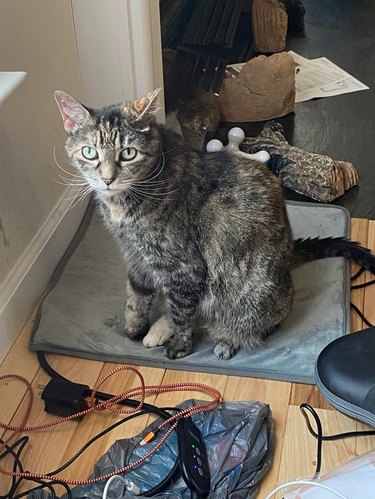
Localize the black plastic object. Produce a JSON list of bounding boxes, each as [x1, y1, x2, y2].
[[41, 378, 89, 419], [316, 327, 375, 427], [162, 0, 252, 93], [176, 416, 211, 497]]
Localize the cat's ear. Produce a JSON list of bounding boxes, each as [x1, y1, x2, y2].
[[54, 90, 92, 134], [130, 88, 161, 122]]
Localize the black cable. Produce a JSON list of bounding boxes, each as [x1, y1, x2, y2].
[[350, 302, 374, 328], [351, 279, 375, 289], [300, 403, 375, 477], [0, 352, 185, 498], [11, 479, 73, 499], [47, 406, 180, 476], [2, 405, 181, 498], [0, 437, 73, 499], [36, 351, 185, 497], [20, 478, 56, 499], [351, 267, 366, 281], [37, 351, 175, 419], [0, 437, 28, 499], [299, 404, 322, 477], [37, 352, 70, 382], [47, 404, 184, 496]]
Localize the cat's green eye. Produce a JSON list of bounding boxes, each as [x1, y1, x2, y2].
[[119, 147, 137, 162], [81, 146, 98, 160]]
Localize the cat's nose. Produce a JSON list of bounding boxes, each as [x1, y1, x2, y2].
[[102, 177, 115, 186]]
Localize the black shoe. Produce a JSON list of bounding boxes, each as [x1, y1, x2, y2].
[[315, 327, 375, 427]]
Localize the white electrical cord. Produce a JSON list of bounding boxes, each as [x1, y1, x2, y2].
[[102, 474, 140, 499], [265, 479, 349, 499]]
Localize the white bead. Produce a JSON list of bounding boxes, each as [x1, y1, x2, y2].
[[249, 150, 271, 163], [206, 139, 224, 152], [227, 127, 245, 145]]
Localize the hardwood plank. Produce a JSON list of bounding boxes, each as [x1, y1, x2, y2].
[[0, 310, 41, 429], [290, 383, 331, 410], [350, 218, 369, 332], [222, 377, 291, 498], [355, 421, 375, 457], [154, 369, 228, 407], [278, 406, 357, 486], [363, 220, 375, 327]]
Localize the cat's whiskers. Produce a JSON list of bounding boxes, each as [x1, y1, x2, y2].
[[137, 178, 180, 189], [132, 182, 180, 196], [64, 185, 91, 202], [53, 147, 84, 179], [152, 145, 178, 159], [127, 186, 156, 206], [127, 187, 142, 203], [52, 179, 86, 188], [135, 153, 180, 188], [137, 155, 166, 183], [52, 173, 88, 187], [128, 185, 177, 201], [68, 186, 92, 210], [137, 176, 176, 186], [127, 186, 160, 202]]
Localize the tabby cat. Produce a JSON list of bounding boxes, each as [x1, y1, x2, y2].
[[54, 89, 375, 360]]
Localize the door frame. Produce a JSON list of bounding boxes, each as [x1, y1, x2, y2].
[[71, 0, 165, 118]]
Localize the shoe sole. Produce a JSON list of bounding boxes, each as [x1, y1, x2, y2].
[[315, 364, 375, 428]]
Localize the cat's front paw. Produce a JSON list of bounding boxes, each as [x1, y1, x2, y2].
[[124, 322, 150, 341], [164, 336, 192, 359], [143, 316, 172, 348]]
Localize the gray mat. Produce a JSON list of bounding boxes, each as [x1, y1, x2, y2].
[[29, 201, 351, 384]]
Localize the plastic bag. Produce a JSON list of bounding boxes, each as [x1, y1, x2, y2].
[[28, 400, 274, 499]]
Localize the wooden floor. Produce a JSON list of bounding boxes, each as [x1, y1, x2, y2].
[[1, 218, 375, 498]]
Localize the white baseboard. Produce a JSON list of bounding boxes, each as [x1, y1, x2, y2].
[[0, 187, 90, 363]]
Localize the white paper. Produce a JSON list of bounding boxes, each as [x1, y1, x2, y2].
[[227, 53, 369, 103], [288, 50, 369, 102], [288, 50, 309, 66]]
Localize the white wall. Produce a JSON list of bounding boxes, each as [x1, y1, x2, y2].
[[0, 0, 164, 362], [0, 0, 83, 282], [0, 0, 84, 360]]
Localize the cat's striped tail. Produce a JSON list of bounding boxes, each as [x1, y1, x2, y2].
[[292, 237, 375, 273]]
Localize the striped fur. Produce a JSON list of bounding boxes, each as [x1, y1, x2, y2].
[[55, 90, 375, 360]]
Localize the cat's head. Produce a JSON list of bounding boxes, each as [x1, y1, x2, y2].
[[54, 89, 161, 198]]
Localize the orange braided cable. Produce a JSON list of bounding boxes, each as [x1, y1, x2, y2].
[[0, 366, 221, 486]]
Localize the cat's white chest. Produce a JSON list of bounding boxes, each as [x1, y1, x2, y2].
[[109, 203, 124, 223]]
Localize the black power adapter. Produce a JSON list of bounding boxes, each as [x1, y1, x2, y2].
[[177, 416, 210, 497], [41, 378, 90, 419]]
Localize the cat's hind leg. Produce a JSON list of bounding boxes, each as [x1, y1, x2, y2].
[[210, 278, 294, 360], [211, 321, 268, 360], [213, 337, 241, 360]]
